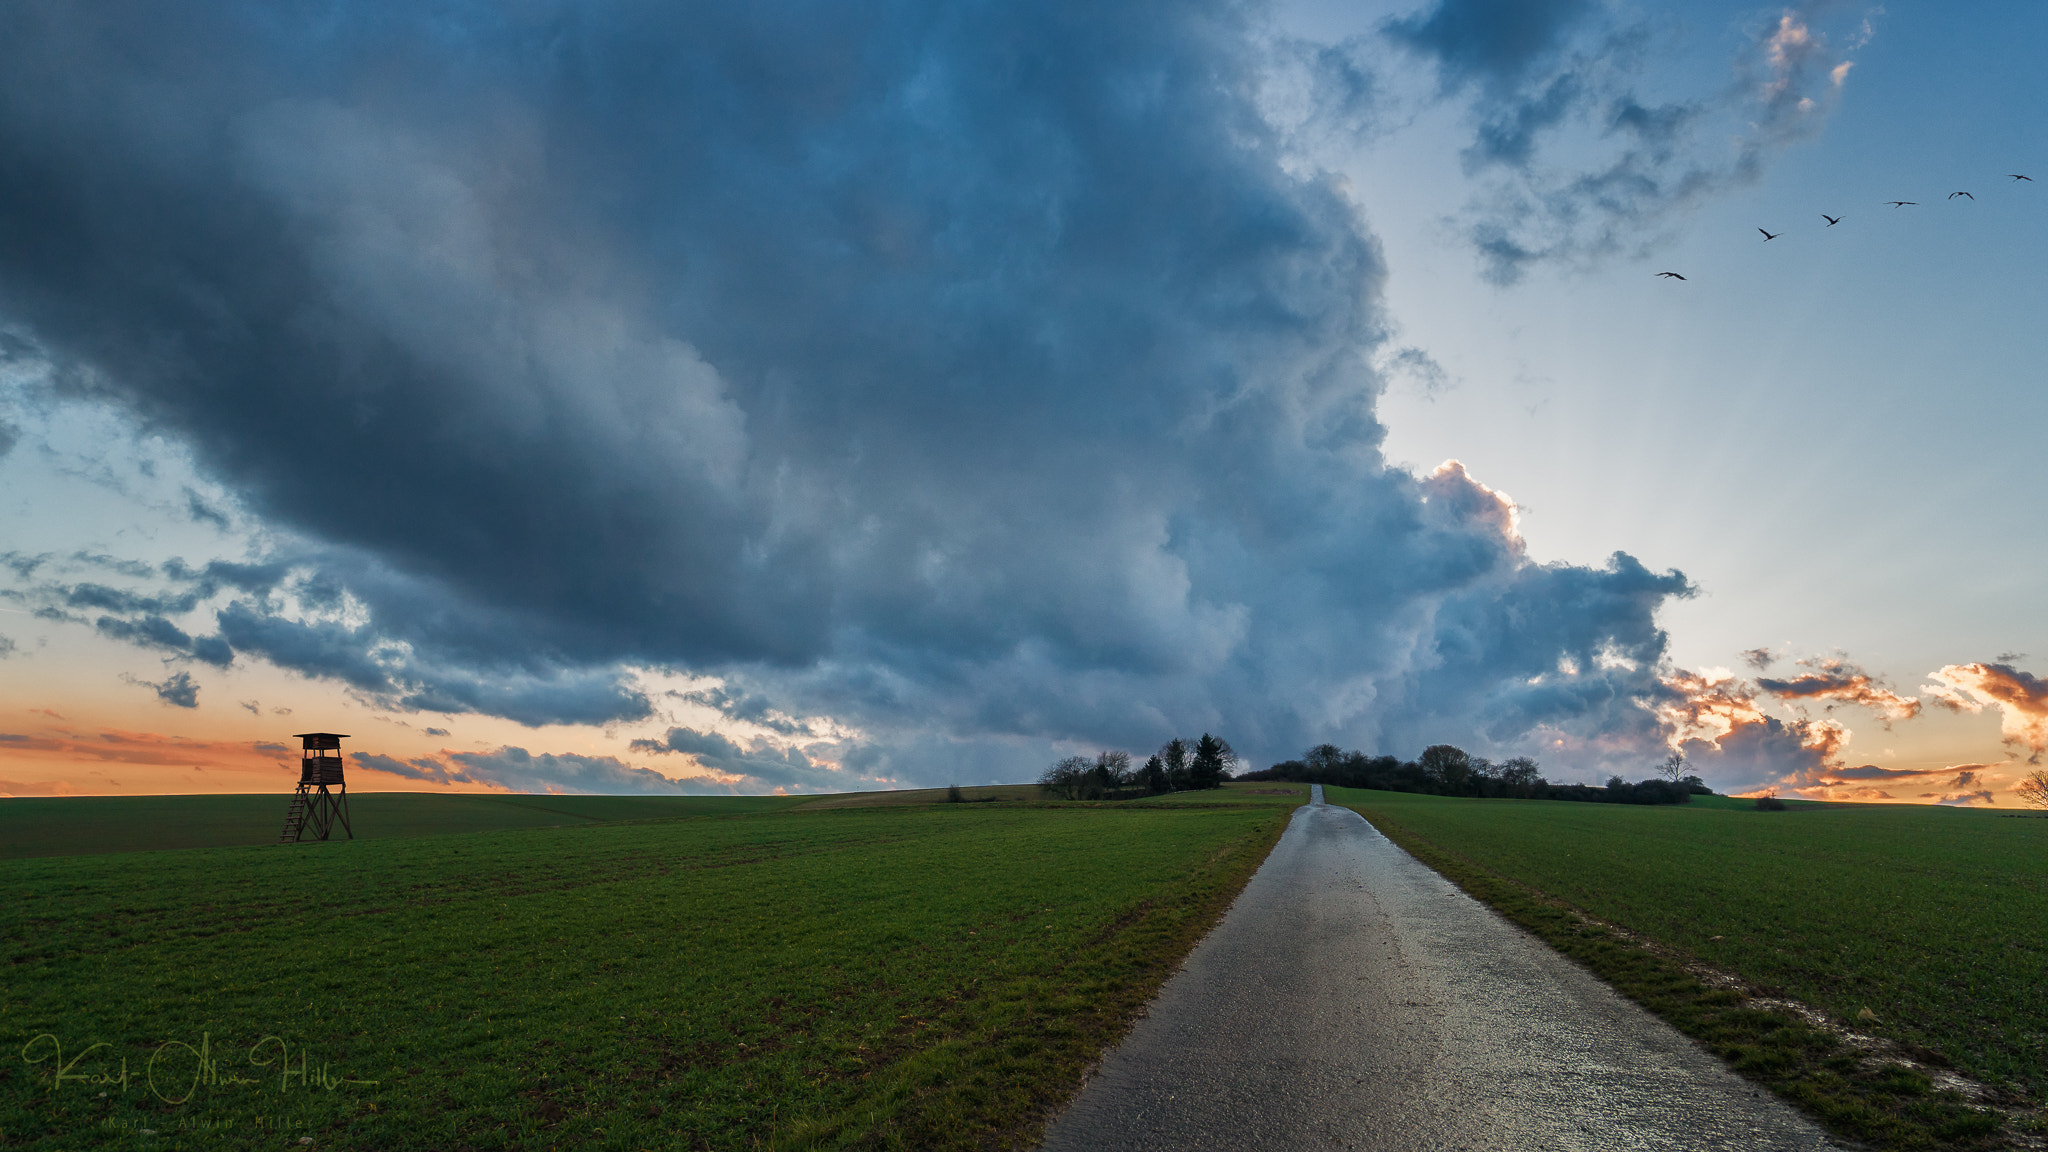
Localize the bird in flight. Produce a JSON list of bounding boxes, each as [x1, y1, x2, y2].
[[2010, 174, 2033, 182], [1758, 228, 1781, 241], [1822, 214, 1842, 226], [1655, 272, 1686, 280], [1886, 201, 1917, 207], [1950, 191, 1974, 200]]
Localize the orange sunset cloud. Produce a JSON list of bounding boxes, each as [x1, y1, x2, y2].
[[1923, 663, 2048, 761]]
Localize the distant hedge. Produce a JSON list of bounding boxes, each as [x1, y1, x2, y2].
[[1236, 743, 1711, 806]]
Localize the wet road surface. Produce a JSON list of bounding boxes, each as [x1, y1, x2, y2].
[[1037, 786, 1845, 1151]]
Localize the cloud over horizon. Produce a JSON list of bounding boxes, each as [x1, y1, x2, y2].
[[0, 0, 1930, 792], [354, 747, 736, 795]]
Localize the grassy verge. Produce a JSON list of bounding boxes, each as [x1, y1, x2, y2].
[[1327, 786, 2044, 1150], [3, 795, 1293, 1150]]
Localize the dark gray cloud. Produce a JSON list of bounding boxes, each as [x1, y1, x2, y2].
[[632, 726, 852, 791], [357, 746, 730, 794], [214, 587, 652, 727], [1757, 658, 1919, 723], [1257, 34, 1386, 154], [130, 670, 200, 709], [94, 613, 232, 667], [184, 490, 231, 530], [1386, 0, 1596, 93], [159, 558, 291, 594], [1387, 1, 1869, 282], [1827, 764, 1929, 782], [1416, 549, 1692, 746], [675, 685, 817, 737], [71, 553, 157, 580], [1799, 762, 1997, 806], [1934, 789, 1994, 807], [0, 0, 1713, 782], [1680, 713, 1836, 794], [1379, 347, 1450, 396], [352, 752, 465, 787], [6, 544, 655, 726], [94, 613, 190, 651], [68, 582, 193, 615]]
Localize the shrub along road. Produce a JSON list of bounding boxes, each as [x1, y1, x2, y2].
[[1038, 787, 1843, 1151]]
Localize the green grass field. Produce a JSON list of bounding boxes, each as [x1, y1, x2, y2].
[[0, 793, 811, 860], [2, 787, 1299, 1150], [1329, 787, 2048, 1147]]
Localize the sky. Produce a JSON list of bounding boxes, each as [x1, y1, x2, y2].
[[2, 0, 2045, 804]]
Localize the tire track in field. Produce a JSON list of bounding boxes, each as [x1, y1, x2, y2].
[[1037, 785, 1847, 1151]]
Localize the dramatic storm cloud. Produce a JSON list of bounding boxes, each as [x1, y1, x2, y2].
[[0, 0, 1777, 787]]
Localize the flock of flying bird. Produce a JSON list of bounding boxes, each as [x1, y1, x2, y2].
[[1653, 173, 2034, 280]]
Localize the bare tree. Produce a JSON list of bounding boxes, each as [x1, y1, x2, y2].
[[2016, 769, 2048, 809], [1039, 755, 1093, 800], [1093, 750, 1133, 791], [1657, 751, 1686, 783]]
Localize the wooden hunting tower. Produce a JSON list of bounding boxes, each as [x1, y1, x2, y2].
[[279, 733, 353, 843]]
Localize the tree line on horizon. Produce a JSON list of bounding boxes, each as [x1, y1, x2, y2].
[[1039, 734, 1237, 800], [1238, 743, 1712, 806]]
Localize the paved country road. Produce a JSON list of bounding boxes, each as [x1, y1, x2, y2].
[[1038, 786, 1846, 1151]]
